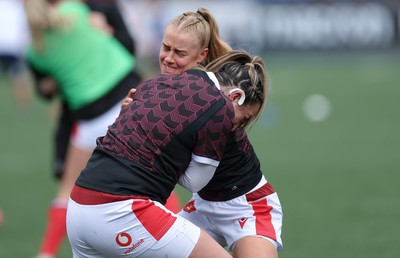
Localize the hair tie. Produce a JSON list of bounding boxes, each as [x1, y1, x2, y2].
[[197, 10, 204, 19]]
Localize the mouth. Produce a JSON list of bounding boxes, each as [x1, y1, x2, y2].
[[162, 64, 179, 75]]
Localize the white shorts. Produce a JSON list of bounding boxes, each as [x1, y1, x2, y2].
[[67, 186, 201, 258], [70, 100, 122, 150], [178, 176, 283, 251]]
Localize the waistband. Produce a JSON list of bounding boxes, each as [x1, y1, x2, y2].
[[70, 185, 148, 205], [245, 181, 276, 202]]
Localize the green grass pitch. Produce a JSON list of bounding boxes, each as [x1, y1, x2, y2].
[[1, 49, 399, 257]]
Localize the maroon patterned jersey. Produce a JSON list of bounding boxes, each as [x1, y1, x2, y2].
[[198, 129, 263, 201], [76, 69, 234, 204]]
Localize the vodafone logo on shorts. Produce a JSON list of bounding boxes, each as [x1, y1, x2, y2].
[[116, 232, 132, 247]]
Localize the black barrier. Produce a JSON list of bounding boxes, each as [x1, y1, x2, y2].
[[121, 0, 400, 53], [232, 3, 398, 51]]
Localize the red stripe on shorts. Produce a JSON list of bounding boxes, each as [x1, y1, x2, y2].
[[71, 185, 177, 241], [70, 122, 78, 138], [246, 182, 277, 241], [131, 200, 177, 241]]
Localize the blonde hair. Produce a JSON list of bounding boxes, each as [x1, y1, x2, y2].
[[206, 50, 268, 129], [168, 8, 231, 66], [25, 0, 73, 51]]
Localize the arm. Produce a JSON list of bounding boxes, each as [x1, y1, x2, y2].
[[178, 94, 233, 192], [88, 11, 114, 36], [27, 62, 59, 100], [178, 154, 218, 193], [86, 0, 135, 54]]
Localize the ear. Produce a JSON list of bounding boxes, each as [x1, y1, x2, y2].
[[198, 48, 209, 63], [229, 88, 246, 105]]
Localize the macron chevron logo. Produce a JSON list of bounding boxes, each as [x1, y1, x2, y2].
[[238, 218, 248, 229]]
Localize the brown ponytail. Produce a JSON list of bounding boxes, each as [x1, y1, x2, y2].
[[206, 50, 268, 129]]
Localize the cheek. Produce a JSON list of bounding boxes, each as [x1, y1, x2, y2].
[[159, 52, 166, 63], [233, 111, 243, 124], [177, 58, 194, 70]]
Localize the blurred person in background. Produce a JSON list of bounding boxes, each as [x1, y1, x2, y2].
[[67, 49, 267, 258], [24, 0, 141, 257], [0, 0, 32, 110], [122, 8, 283, 258]]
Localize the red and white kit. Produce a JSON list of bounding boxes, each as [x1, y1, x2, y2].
[[179, 175, 283, 251], [67, 186, 200, 258]]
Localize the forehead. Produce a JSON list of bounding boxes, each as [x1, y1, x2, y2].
[[163, 25, 202, 51]]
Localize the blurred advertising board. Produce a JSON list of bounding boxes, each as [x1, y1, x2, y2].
[[119, 0, 399, 55]]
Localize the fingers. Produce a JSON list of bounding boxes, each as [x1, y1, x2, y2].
[[121, 89, 136, 109], [128, 88, 137, 98], [121, 98, 132, 109]]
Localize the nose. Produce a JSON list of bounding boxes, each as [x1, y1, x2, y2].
[[164, 52, 175, 64]]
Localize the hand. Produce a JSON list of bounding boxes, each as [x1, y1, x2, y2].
[[38, 77, 59, 99], [88, 11, 114, 35], [121, 88, 136, 109]]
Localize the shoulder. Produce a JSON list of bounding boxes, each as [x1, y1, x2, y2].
[[185, 69, 215, 86]]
